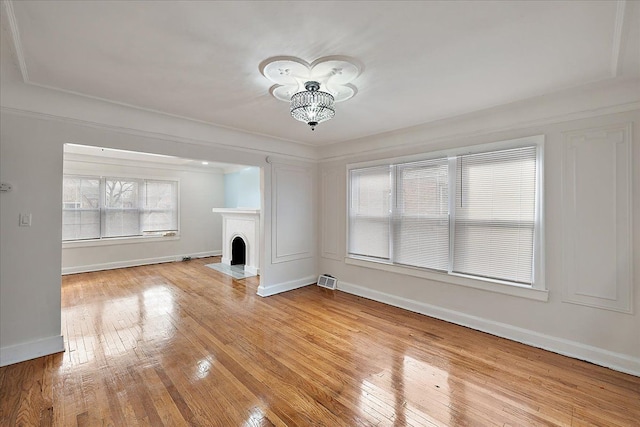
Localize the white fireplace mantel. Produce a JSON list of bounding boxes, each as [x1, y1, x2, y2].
[[211, 208, 260, 215], [212, 208, 260, 275]]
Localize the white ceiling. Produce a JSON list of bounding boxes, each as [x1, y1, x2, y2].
[[64, 144, 248, 173], [3, 1, 639, 146]]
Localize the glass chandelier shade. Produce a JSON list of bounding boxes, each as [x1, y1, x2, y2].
[[290, 81, 335, 131]]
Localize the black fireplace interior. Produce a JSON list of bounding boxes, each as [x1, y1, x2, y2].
[[231, 236, 246, 267]]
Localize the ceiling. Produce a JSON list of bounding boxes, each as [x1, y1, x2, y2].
[[64, 144, 249, 173], [2, 1, 639, 146]]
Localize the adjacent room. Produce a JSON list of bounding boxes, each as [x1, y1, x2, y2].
[[1, 1, 639, 426], [60, 144, 261, 277]]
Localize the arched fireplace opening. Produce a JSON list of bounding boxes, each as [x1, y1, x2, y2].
[[231, 236, 246, 267]]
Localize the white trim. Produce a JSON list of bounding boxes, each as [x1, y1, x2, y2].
[[212, 208, 261, 215], [337, 281, 640, 376], [319, 101, 640, 163], [0, 335, 65, 367], [346, 134, 544, 170], [257, 275, 316, 297], [0, 107, 318, 162], [271, 162, 315, 263], [611, 1, 627, 77], [61, 250, 221, 275], [63, 234, 180, 249], [3, 0, 29, 82], [560, 122, 634, 313], [345, 135, 546, 294], [245, 265, 259, 276], [344, 257, 548, 301]]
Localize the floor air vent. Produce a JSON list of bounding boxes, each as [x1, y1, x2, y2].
[[317, 274, 337, 290]]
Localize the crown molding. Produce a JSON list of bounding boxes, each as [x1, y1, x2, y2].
[[2, 0, 28, 82], [2, 0, 318, 151], [318, 102, 640, 163], [0, 106, 319, 162], [611, 0, 628, 77]]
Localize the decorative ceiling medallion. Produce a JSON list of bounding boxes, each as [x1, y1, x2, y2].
[[260, 56, 362, 103], [260, 56, 362, 130]]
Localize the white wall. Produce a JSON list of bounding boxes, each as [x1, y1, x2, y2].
[[61, 154, 226, 273], [0, 89, 318, 367], [317, 93, 640, 375], [224, 166, 261, 209], [258, 158, 318, 297]]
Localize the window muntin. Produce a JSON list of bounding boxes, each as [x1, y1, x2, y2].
[[347, 142, 542, 288], [62, 175, 178, 241]]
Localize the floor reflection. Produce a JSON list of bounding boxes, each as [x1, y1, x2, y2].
[[61, 284, 177, 366], [358, 353, 451, 426]]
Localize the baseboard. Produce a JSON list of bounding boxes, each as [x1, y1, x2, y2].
[[0, 335, 65, 367], [338, 281, 640, 377], [257, 275, 316, 297], [61, 250, 222, 275]]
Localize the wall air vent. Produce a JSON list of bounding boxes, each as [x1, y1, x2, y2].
[[317, 274, 337, 290]]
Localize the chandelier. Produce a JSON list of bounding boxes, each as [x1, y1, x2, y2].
[[260, 56, 362, 131], [290, 81, 335, 131]]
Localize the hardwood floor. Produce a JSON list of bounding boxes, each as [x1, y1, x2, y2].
[[1, 257, 638, 426]]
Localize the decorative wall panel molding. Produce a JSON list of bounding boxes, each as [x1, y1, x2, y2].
[[271, 162, 314, 263], [320, 167, 341, 260], [562, 122, 633, 313]]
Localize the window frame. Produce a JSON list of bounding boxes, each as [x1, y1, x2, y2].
[[62, 174, 180, 247], [345, 135, 546, 301]]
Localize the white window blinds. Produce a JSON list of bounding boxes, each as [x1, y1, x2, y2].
[[62, 176, 100, 241], [348, 166, 391, 260], [104, 178, 141, 238], [453, 146, 537, 284], [62, 175, 179, 241], [141, 180, 178, 232], [347, 142, 541, 288], [394, 158, 449, 271]]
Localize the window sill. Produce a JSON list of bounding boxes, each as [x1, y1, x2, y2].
[[344, 256, 549, 302], [62, 234, 180, 249]]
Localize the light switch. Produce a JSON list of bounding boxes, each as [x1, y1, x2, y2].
[[19, 213, 31, 227]]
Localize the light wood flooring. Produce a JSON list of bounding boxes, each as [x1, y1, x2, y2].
[[1, 257, 638, 426]]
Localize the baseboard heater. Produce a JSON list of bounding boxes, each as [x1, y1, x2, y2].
[[317, 274, 337, 290]]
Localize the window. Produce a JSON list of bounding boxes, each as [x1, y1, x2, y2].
[[349, 166, 391, 260], [62, 176, 100, 241], [62, 175, 178, 241], [348, 139, 543, 289], [453, 147, 537, 285]]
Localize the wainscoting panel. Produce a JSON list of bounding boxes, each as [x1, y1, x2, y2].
[[320, 167, 341, 260], [271, 162, 314, 263], [562, 123, 633, 313]]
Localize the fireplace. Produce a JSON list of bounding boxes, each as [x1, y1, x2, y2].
[[212, 208, 260, 275], [231, 236, 246, 266]]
